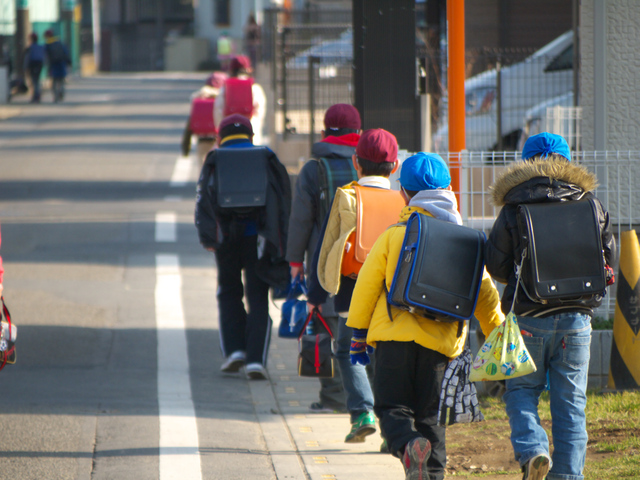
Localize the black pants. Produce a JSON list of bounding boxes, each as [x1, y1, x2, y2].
[[374, 341, 448, 480], [27, 61, 42, 101], [214, 235, 271, 365]]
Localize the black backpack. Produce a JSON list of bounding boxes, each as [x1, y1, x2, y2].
[[387, 212, 486, 331], [516, 198, 606, 305], [315, 156, 358, 225], [212, 146, 269, 218], [47, 42, 68, 64]]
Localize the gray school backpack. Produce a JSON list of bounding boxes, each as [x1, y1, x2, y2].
[[315, 157, 358, 225], [212, 146, 269, 218]]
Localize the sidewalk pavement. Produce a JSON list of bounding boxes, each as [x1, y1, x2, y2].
[[0, 106, 21, 120], [250, 301, 405, 480]]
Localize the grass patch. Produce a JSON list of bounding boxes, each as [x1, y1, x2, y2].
[[591, 317, 614, 330], [587, 391, 640, 429], [585, 454, 640, 479], [447, 391, 640, 479]]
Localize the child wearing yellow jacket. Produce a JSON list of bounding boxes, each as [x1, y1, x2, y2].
[[346, 152, 504, 480]]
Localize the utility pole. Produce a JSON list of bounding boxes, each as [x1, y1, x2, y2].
[[155, 0, 165, 70], [15, 0, 30, 79], [447, 0, 465, 204], [353, 0, 420, 151], [62, 0, 74, 48], [91, 0, 101, 71]]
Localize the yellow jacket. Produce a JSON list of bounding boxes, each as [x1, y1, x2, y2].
[[346, 206, 504, 359]]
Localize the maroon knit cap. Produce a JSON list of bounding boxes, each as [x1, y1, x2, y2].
[[219, 114, 253, 138], [355, 129, 398, 163], [323, 104, 361, 130]]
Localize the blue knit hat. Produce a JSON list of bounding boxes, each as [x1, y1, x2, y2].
[[399, 152, 451, 191], [521, 132, 571, 161]]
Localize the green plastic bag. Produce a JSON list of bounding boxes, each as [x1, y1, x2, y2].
[[469, 312, 537, 382]]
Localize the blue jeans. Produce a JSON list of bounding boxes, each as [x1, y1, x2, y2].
[[336, 314, 374, 423], [504, 312, 591, 480]]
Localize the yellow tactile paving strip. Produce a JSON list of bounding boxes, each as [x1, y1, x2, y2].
[[266, 331, 405, 479]]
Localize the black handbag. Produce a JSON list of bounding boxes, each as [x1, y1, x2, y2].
[[297, 308, 335, 378]]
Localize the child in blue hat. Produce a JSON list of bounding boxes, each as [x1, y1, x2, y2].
[[346, 152, 504, 480], [486, 132, 616, 480]]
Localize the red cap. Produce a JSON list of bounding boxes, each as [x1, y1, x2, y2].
[[355, 129, 398, 164], [218, 114, 253, 138], [230, 55, 252, 73], [323, 104, 361, 130]]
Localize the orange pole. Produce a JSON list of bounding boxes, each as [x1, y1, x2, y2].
[[447, 0, 465, 207]]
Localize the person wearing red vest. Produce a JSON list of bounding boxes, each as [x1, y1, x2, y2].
[[181, 71, 227, 161], [214, 55, 267, 146]]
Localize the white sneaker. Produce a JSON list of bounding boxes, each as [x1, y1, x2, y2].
[[245, 362, 268, 380], [220, 351, 246, 373], [522, 453, 551, 480]]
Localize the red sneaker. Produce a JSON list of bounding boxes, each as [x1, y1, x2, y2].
[[402, 437, 431, 480]]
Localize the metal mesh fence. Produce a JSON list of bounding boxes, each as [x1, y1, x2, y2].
[[433, 32, 575, 152], [264, 8, 353, 138], [430, 150, 640, 319]]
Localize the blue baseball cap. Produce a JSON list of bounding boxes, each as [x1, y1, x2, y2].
[[521, 132, 571, 161], [399, 152, 451, 191]]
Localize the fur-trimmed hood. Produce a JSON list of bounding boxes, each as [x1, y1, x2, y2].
[[490, 158, 599, 207]]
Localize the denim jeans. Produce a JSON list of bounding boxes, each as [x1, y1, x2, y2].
[[336, 314, 374, 422], [504, 312, 591, 480]]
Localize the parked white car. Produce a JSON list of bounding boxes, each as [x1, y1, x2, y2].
[[433, 31, 574, 152], [517, 92, 577, 150]]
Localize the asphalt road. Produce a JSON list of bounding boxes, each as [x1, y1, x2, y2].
[[0, 73, 404, 480]]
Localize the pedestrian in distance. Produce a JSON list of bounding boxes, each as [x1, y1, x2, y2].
[[307, 128, 402, 445], [181, 71, 227, 162], [243, 13, 261, 70], [214, 55, 267, 146], [346, 152, 504, 480], [23, 32, 45, 103], [216, 31, 234, 73], [286, 103, 364, 414], [194, 114, 291, 380], [485, 132, 617, 480], [43, 29, 71, 103]]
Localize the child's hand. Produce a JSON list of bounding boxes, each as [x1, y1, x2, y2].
[[350, 328, 373, 365]]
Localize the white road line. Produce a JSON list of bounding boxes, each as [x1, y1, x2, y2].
[[155, 254, 202, 480], [170, 156, 193, 187], [155, 212, 177, 242]]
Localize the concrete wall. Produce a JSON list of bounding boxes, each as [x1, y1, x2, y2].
[[164, 37, 210, 71], [581, 0, 640, 150]]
